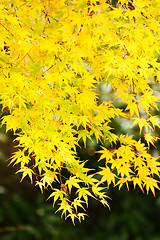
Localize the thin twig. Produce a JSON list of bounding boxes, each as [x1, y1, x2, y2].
[[43, 0, 51, 34], [0, 22, 14, 36], [35, 65, 53, 80], [0, 109, 7, 118], [16, 36, 42, 66]]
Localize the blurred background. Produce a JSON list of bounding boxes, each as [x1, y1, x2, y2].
[[1, 81, 160, 240]]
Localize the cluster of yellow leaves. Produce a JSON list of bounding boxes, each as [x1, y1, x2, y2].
[[0, 0, 160, 223], [98, 134, 160, 196]]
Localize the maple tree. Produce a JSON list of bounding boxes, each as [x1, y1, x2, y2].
[[0, 0, 160, 223]]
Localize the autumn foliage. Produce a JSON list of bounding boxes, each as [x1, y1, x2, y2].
[[0, 0, 160, 223]]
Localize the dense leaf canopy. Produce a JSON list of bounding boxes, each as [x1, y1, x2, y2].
[[0, 0, 160, 223]]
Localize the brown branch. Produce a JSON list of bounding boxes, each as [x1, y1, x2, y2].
[[16, 36, 42, 66], [53, 18, 59, 22], [35, 65, 53, 80], [15, 2, 28, 10], [43, 0, 51, 34], [0, 109, 7, 118], [59, 169, 63, 185], [0, 22, 14, 36]]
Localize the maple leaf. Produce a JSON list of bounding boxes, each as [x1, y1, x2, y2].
[[16, 167, 34, 184], [144, 177, 160, 197], [65, 176, 82, 193]]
